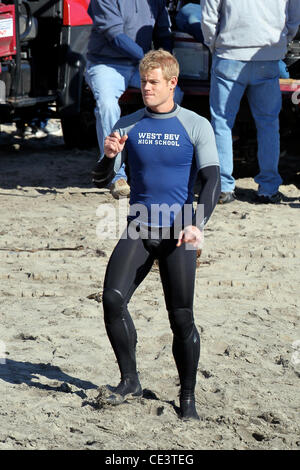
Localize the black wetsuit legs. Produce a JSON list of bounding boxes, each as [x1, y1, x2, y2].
[[103, 235, 154, 382], [102, 232, 200, 418]]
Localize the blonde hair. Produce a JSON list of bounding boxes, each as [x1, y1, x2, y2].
[[139, 49, 180, 81]]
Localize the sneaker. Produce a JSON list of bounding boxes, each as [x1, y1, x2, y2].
[[110, 178, 130, 199], [218, 191, 236, 204], [256, 191, 283, 204], [31, 125, 48, 138], [43, 120, 62, 136]]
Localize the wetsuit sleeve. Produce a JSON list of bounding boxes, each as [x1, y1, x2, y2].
[[176, 109, 220, 228], [92, 124, 127, 188], [92, 149, 127, 188], [192, 165, 221, 229], [92, 156, 116, 188]]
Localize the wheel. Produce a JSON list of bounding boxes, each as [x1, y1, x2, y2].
[[61, 111, 97, 150], [61, 84, 97, 150]]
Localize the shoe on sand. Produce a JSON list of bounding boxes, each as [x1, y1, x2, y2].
[[180, 391, 200, 421], [218, 191, 236, 204], [256, 191, 283, 204], [96, 378, 142, 407], [110, 178, 130, 199]]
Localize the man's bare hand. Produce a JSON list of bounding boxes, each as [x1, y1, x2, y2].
[[104, 132, 128, 158], [176, 225, 203, 250]]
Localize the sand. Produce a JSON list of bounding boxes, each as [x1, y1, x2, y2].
[[0, 123, 299, 450]]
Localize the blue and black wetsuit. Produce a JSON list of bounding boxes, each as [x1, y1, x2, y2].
[[93, 104, 220, 419]]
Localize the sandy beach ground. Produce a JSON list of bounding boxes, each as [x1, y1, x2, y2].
[[0, 122, 299, 450]]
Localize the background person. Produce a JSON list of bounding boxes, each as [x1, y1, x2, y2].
[[86, 0, 183, 199], [92, 50, 220, 420], [201, 0, 300, 204], [175, 1, 204, 43]]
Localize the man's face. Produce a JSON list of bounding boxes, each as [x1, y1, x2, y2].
[[140, 67, 177, 112]]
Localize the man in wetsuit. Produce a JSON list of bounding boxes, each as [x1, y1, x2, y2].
[[92, 49, 220, 420]]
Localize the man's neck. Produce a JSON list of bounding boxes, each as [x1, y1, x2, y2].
[[147, 103, 177, 114]]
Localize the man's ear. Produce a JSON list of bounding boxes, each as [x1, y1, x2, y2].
[[170, 76, 178, 90]]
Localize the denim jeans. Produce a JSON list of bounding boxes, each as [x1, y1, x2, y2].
[[210, 56, 282, 196], [85, 61, 184, 183], [279, 59, 289, 78], [175, 3, 204, 43]]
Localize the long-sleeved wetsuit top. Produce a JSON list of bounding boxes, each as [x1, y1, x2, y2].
[[92, 105, 220, 230], [87, 0, 172, 64]]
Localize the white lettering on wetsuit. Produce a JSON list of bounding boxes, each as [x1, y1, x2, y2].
[[138, 132, 180, 146]]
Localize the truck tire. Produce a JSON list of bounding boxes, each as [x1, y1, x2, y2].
[[61, 109, 97, 150], [60, 80, 97, 150]]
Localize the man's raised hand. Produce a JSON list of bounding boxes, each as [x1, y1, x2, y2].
[[104, 132, 128, 158]]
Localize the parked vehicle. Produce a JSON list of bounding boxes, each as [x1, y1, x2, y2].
[[1, 0, 299, 158], [0, 0, 96, 148]]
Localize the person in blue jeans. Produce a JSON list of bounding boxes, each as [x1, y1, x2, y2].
[[176, 2, 289, 77], [85, 0, 183, 199], [201, 0, 300, 204], [175, 1, 204, 43]]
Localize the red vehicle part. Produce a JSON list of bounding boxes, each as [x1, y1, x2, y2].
[[63, 0, 92, 26], [0, 3, 16, 58], [279, 78, 300, 93]]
